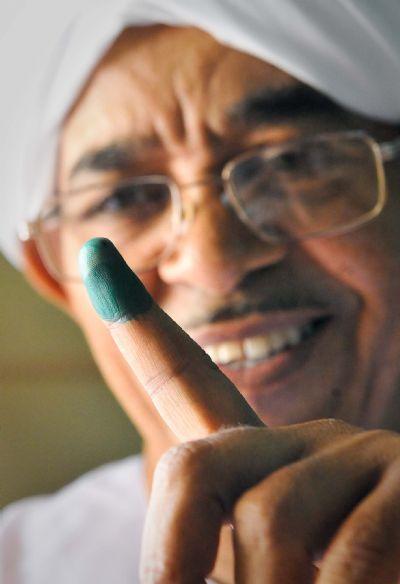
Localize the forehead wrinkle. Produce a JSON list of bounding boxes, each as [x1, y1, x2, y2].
[[123, 27, 219, 152], [144, 48, 227, 158], [117, 62, 188, 155], [172, 45, 229, 152], [149, 90, 186, 153]]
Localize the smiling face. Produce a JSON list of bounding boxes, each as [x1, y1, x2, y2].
[[53, 25, 400, 443]]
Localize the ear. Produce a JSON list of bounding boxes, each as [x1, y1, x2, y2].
[[21, 238, 71, 315]]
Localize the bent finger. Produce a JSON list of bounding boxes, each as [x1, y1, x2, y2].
[[317, 461, 400, 584]]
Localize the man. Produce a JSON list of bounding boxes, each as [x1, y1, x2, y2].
[[2, 1, 400, 582]]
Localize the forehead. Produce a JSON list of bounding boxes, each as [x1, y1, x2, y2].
[[65, 25, 296, 129], [60, 26, 300, 176]]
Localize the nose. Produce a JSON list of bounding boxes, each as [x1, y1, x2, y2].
[[158, 189, 287, 296]]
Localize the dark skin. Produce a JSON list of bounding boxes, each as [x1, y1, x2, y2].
[[24, 26, 400, 582]]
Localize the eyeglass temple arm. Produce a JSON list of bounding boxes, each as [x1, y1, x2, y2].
[[380, 136, 400, 162]]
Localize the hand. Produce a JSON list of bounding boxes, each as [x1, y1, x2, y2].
[[145, 422, 400, 583], [81, 240, 400, 584]]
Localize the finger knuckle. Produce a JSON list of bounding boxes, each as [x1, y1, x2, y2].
[[321, 418, 352, 430], [234, 491, 273, 546], [233, 468, 299, 546], [364, 428, 400, 448], [290, 418, 357, 454], [312, 418, 356, 439], [301, 417, 352, 432], [154, 440, 214, 490], [345, 429, 400, 465]]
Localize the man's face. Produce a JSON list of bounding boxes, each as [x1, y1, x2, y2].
[[57, 26, 400, 436]]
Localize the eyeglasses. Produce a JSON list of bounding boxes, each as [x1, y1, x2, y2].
[[24, 130, 400, 281]]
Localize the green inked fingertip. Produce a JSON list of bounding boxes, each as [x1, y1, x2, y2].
[[79, 238, 153, 322]]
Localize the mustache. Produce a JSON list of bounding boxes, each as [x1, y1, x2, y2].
[[183, 292, 327, 330], [178, 263, 331, 331]]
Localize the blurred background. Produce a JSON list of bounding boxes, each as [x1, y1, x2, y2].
[[0, 253, 141, 509]]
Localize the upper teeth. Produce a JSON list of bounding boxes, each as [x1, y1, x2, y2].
[[204, 325, 308, 366]]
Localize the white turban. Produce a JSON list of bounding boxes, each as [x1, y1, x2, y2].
[[1, 0, 400, 267]]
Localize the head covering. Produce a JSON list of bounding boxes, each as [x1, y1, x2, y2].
[[1, 0, 400, 267]]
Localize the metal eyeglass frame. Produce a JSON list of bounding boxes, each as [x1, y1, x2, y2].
[[21, 130, 400, 281]]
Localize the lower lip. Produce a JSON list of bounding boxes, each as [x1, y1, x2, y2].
[[216, 319, 330, 394]]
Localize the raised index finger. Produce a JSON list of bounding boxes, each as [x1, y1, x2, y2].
[[79, 238, 262, 441]]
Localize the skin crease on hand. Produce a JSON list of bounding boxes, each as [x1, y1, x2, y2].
[[22, 25, 400, 583]]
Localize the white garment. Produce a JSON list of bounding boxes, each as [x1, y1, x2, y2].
[[1, 0, 400, 267], [0, 456, 147, 584]]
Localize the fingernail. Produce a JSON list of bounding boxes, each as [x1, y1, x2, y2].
[[78, 237, 153, 323]]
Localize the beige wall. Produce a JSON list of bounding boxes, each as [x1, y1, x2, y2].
[[0, 253, 141, 509]]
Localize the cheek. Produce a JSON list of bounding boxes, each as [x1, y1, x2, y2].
[[301, 214, 400, 322], [60, 233, 81, 277], [304, 238, 376, 298], [138, 269, 165, 301]]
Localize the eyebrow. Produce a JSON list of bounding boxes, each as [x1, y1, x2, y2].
[[228, 83, 346, 127], [69, 136, 160, 179]]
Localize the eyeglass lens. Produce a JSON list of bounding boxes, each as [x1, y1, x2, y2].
[[229, 135, 381, 242]]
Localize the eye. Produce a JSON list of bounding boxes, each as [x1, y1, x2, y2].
[[89, 184, 144, 215], [232, 155, 264, 186], [81, 180, 171, 223]]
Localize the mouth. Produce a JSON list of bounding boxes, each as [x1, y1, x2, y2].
[[203, 320, 323, 369], [190, 309, 332, 390]]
